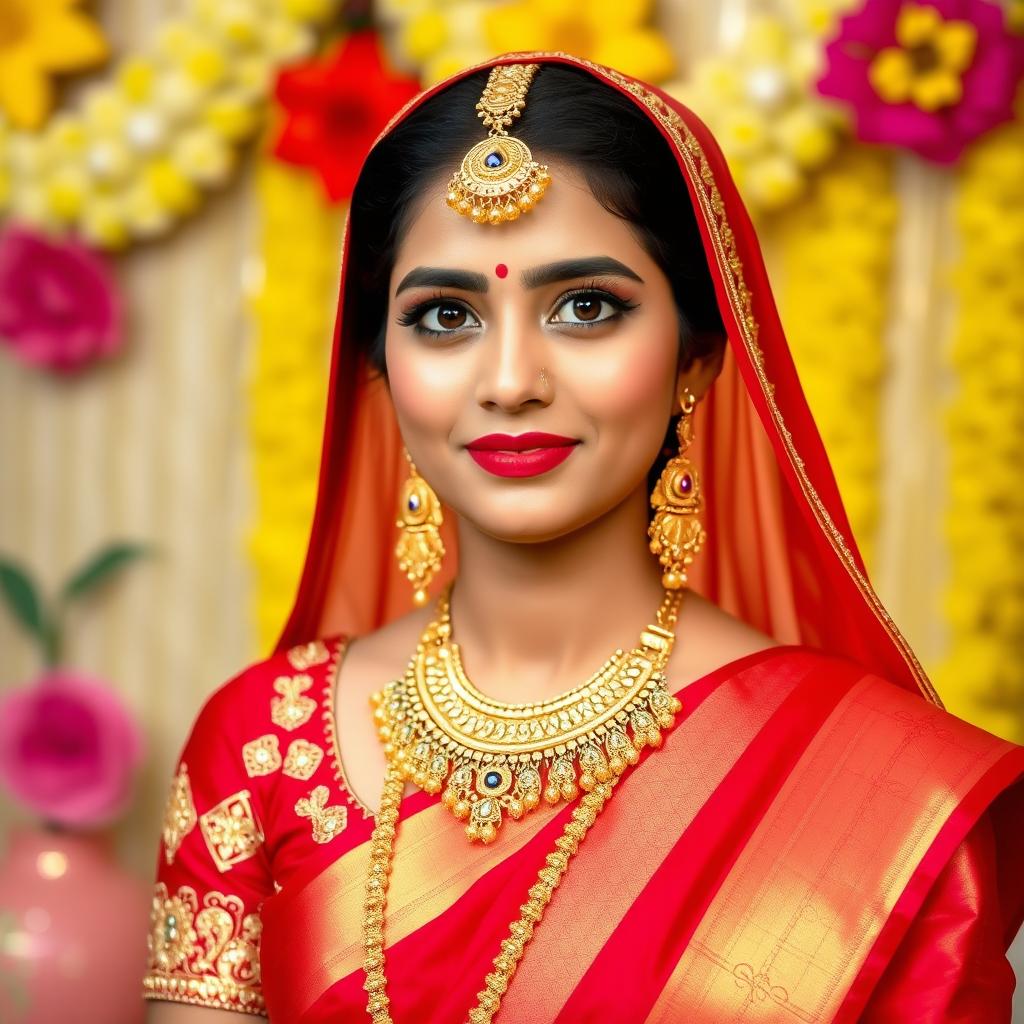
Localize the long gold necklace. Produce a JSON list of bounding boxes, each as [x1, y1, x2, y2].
[[362, 588, 684, 1023]]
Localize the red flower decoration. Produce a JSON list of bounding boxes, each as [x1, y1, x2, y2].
[[272, 32, 421, 203], [0, 225, 123, 374]]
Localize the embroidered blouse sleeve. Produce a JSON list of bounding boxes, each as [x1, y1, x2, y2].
[[143, 665, 275, 1017], [860, 811, 1016, 1022]]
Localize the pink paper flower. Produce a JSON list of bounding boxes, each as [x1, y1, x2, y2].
[[0, 672, 144, 829], [0, 224, 123, 374], [817, 0, 1024, 162]]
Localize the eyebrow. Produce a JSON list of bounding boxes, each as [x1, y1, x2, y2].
[[393, 256, 644, 297]]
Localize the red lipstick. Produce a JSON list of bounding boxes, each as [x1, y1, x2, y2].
[[465, 432, 580, 478]]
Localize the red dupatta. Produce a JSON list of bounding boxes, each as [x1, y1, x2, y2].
[[260, 52, 1024, 1022], [274, 51, 935, 702]]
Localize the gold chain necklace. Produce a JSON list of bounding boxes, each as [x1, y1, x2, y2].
[[362, 588, 684, 1023], [370, 585, 683, 844]]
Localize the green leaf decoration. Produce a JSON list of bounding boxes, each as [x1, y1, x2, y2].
[[0, 559, 48, 646], [61, 542, 156, 603]]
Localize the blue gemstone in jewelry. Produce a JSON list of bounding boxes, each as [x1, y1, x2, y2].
[[483, 770, 502, 789], [408, 494, 420, 512], [484, 151, 504, 169]]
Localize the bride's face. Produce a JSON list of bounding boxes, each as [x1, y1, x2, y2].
[[385, 164, 708, 544]]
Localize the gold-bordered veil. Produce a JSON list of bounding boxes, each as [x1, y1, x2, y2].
[[274, 51, 938, 705]]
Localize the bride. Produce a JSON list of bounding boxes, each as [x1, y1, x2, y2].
[[144, 53, 1024, 1023]]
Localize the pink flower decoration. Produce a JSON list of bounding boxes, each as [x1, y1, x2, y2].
[[817, 0, 1024, 162], [0, 672, 144, 829], [0, 224, 123, 374]]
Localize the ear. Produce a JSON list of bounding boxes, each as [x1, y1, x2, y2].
[[674, 333, 726, 410]]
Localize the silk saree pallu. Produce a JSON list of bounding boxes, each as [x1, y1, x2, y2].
[[259, 647, 1024, 1022]]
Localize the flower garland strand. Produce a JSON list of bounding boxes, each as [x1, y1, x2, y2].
[[246, 155, 342, 649], [771, 146, 897, 569], [377, 0, 676, 86], [0, 0, 338, 250], [666, 14, 845, 213], [934, 111, 1024, 741]]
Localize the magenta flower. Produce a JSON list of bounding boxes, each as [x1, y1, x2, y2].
[[0, 672, 144, 828], [0, 224, 123, 374], [817, 0, 1024, 163]]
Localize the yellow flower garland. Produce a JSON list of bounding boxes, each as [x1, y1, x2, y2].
[[666, 15, 845, 213], [247, 153, 342, 649], [0, 0, 338, 250], [934, 113, 1024, 741], [771, 146, 897, 570], [378, 0, 675, 86]]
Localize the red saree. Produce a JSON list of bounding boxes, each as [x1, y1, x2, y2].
[[143, 52, 1024, 1022]]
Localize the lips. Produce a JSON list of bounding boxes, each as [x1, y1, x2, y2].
[[465, 432, 580, 478], [466, 432, 578, 451]]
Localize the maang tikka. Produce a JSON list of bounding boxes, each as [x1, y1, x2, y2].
[[648, 388, 707, 589], [446, 62, 551, 225], [395, 451, 445, 606]]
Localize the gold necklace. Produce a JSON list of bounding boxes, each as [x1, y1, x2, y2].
[[362, 589, 684, 1024], [371, 585, 683, 844]]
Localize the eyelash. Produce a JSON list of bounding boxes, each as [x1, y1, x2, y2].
[[396, 284, 639, 339]]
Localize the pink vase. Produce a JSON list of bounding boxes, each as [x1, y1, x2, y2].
[[0, 825, 149, 1023]]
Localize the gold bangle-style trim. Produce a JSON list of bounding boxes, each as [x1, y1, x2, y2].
[[143, 974, 267, 1016]]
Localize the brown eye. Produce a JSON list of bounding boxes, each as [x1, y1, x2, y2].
[[436, 304, 467, 329], [406, 301, 480, 335], [550, 290, 626, 327], [572, 297, 600, 321]]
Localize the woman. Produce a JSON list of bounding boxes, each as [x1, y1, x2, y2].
[[143, 53, 1024, 1023]]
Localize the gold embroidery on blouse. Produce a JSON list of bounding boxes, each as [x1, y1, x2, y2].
[[287, 640, 330, 670], [283, 739, 324, 781], [322, 637, 375, 819], [295, 784, 348, 843], [199, 790, 264, 872], [242, 734, 282, 778], [270, 673, 316, 731], [143, 882, 264, 1015], [162, 762, 197, 866]]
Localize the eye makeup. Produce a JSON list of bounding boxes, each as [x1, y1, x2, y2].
[[395, 279, 640, 339]]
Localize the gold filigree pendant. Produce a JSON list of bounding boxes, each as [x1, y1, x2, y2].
[[446, 63, 551, 225]]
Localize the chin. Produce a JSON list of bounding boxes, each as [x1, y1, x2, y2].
[[450, 484, 634, 546]]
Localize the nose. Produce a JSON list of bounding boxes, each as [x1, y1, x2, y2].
[[474, 315, 552, 413]]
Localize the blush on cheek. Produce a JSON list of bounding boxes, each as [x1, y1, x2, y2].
[[574, 345, 677, 425], [385, 338, 465, 448]]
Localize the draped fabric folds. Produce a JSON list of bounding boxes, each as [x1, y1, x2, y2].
[[144, 52, 1024, 1023]]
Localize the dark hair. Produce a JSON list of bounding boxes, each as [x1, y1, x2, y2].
[[348, 64, 726, 378]]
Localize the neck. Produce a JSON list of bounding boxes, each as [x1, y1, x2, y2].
[[449, 485, 667, 701]]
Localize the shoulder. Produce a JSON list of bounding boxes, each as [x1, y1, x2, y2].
[[193, 638, 343, 737], [182, 634, 346, 770]]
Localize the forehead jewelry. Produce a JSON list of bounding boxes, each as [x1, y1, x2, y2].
[[446, 62, 551, 226]]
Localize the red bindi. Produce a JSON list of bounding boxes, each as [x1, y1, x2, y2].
[[495, 263, 508, 279]]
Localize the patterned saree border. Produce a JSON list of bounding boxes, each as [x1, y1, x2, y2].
[[364, 51, 938, 707], [261, 794, 566, 1020], [642, 673, 1017, 1022], [495, 650, 823, 1023]]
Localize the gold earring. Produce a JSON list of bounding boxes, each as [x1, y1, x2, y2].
[[648, 389, 707, 589], [395, 451, 445, 607]]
